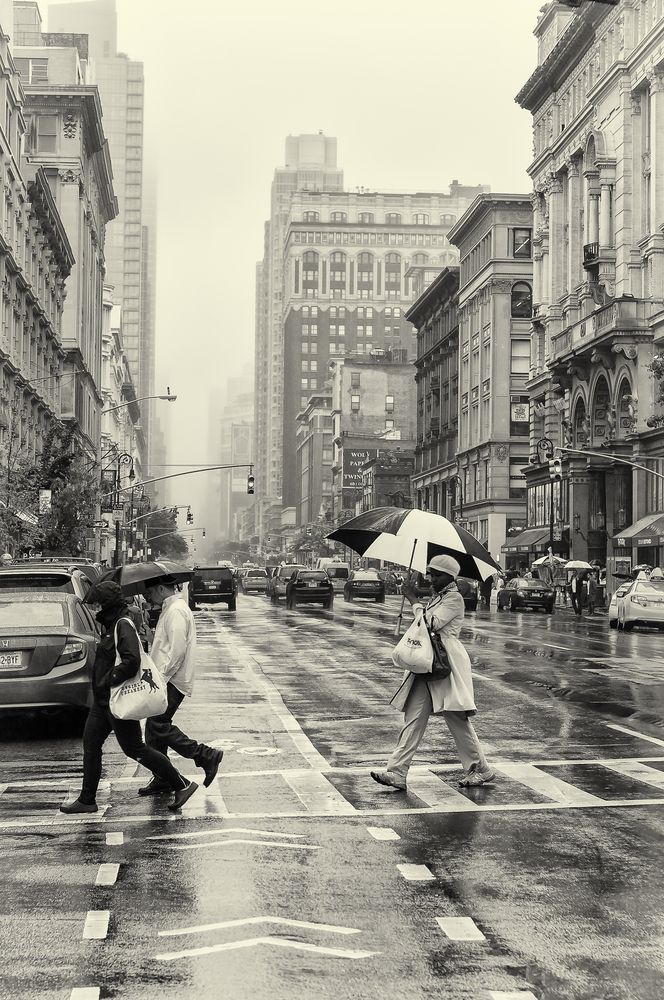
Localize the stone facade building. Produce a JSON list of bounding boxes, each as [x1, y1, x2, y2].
[[0, 29, 73, 462], [516, 1, 664, 578], [296, 391, 334, 528], [408, 267, 460, 518], [447, 194, 533, 558]]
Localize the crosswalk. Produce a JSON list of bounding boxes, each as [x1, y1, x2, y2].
[[3, 755, 664, 828]]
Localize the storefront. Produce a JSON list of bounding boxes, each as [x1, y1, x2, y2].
[[501, 527, 551, 571], [612, 513, 664, 575]]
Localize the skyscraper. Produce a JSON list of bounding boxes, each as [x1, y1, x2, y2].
[[48, 0, 155, 462], [254, 135, 343, 523]]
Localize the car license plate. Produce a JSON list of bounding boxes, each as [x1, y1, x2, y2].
[[308, 582, 318, 588], [0, 653, 22, 668]]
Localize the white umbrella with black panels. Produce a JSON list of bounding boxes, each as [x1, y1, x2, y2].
[[327, 506, 501, 634]]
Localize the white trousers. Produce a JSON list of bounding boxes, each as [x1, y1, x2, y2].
[[386, 675, 489, 778]]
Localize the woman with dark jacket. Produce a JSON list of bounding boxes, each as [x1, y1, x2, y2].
[[60, 581, 198, 814]]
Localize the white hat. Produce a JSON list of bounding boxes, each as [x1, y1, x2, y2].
[[426, 554, 461, 579]]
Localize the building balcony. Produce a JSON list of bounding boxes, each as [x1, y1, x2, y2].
[[583, 243, 599, 268], [549, 297, 655, 372]]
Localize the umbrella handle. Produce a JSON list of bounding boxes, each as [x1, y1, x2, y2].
[[394, 538, 417, 637]]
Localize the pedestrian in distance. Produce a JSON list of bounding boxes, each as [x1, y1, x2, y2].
[[371, 554, 495, 792], [570, 571, 581, 616], [60, 581, 198, 815], [587, 573, 598, 616], [138, 575, 223, 796]]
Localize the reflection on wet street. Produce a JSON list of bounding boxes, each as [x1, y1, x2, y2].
[[3, 594, 664, 1000]]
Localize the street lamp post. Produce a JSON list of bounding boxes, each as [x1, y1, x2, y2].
[[110, 452, 134, 568], [101, 390, 177, 416], [448, 474, 463, 522], [535, 437, 555, 551]]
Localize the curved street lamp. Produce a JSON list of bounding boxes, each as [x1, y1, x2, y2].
[[102, 390, 177, 416]]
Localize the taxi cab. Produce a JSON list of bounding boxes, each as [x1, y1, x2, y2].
[[608, 582, 633, 629], [617, 569, 664, 632]]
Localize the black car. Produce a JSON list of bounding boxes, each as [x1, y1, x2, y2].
[[344, 570, 386, 603], [497, 578, 555, 613], [407, 572, 478, 612], [189, 566, 238, 611], [285, 570, 334, 610]]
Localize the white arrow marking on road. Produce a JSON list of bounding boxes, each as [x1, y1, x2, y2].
[[435, 917, 486, 941], [168, 838, 319, 852], [397, 864, 436, 881], [148, 827, 307, 841], [82, 910, 110, 940], [105, 832, 124, 845], [159, 916, 363, 938], [489, 991, 539, 1000], [70, 989, 100, 999], [155, 935, 378, 961], [605, 722, 664, 747]]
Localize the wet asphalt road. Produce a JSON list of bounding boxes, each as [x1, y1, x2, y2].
[[2, 595, 664, 1000]]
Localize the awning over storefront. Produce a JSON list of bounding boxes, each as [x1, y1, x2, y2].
[[501, 527, 550, 554], [613, 513, 664, 547]]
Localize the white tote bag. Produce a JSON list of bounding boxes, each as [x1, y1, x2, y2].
[[109, 618, 168, 721], [391, 609, 434, 674]]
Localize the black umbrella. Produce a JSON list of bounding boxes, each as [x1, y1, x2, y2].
[[103, 560, 193, 597]]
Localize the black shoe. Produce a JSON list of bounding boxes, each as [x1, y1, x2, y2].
[[197, 747, 224, 787], [168, 779, 198, 812], [138, 777, 171, 797], [60, 798, 98, 814]]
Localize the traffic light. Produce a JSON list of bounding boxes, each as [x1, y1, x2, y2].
[[202, 530, 206, 538], [549, 458, 563, 482], [186, 507, 193, 524], [247, 474, 255, 495]]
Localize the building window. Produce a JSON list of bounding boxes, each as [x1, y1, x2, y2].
[[441, 213, 456, 225], [358, 212, 374, 223], [385, 394, 394, 413], [351, 372, 361, 387], [509, 458, 528, 499], [351, 394, 360, 412], [301, 378, 308, 390], [511, 282, 532, 318], [37, 115, 57, 153], [413, 213, 429, 225], [386, 212, 401, 225], [303, 211, 319, 222], [510, 396, 530, 437], [513, 228, 532, 258], [510, 339, 531, 375], [331, 211, 347, 222], [385, 419, 394, 430]]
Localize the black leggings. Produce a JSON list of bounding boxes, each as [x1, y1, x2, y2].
[[80, 700, 184, 804]]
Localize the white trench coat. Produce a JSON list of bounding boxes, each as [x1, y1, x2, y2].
[[390, 583, 476, 715]]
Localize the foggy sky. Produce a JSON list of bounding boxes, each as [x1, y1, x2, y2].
[[49, 0, 539, 528]]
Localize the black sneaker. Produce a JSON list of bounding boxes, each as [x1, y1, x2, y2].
[[138, 777, 171, 797], [168, 779, 198, 812], [197, 748, 224, 788]]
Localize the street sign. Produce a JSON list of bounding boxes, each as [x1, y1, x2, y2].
[[553, 523, 562, 542], [93, 519, 109, 529]]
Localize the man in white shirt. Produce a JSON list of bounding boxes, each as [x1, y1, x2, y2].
[[138, 575, 223, 796]]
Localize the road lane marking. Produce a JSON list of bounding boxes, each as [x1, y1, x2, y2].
[[95, 864, 120, 886], [494, 763, 602, 805], [489, 992, 539, 1000], [148, 826, 307, 841], [606, 723, 664, 747], [155, 936, 378, 961], [600, 760, 664, 789], [70, 989, 100, 1000], [406, 771, 481, 811], [435, 917, 486, 941], [397, 864, 435, 881], [82, 911, 110, 940], [283, 770, 357, 814], [159, 915, 362, 938], [121, 762, 138, 778], [167, 838, 320, 851], [105, 832, 124, 845], [366, 827, 400, 841]]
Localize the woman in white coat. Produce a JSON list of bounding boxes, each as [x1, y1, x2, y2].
[[371, 554, 495, 791]]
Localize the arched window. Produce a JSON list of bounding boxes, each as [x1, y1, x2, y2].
[[330, 211, 347, 222], [440, 213, 456, 225], [617, 377, 635, 438], [511, 282, 532, 318], [302, 251, 319, 297], [358, 212, 374, 224], [303, 211, 319, 223], [386, 212, 401, 225], [385, 253, 401, 266], [329, 251, 346, 298], [413, 213, 429, 225], [413, 253, 429, 264], [357, 252, 374, 269], [573, 397, 588, 447], [592, 376, 610, 445]]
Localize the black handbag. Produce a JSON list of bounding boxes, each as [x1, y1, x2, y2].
[[423, 611, 452, 679]]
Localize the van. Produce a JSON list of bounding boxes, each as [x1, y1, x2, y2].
[[323, 562, 351, 593]]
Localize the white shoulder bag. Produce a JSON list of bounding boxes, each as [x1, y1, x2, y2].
[[109, 617, 168, 721]]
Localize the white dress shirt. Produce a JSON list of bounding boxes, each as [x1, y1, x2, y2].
[[150, 594, 197, 697]]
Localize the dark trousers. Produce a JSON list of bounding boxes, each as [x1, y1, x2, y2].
[[571, 592, 581, 615], [81, 700, 183, 804], [145, 682, 202, 760]]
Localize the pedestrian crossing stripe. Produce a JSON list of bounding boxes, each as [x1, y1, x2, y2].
[[3, 756, 664, 829]]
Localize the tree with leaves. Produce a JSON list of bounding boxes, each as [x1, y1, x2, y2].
[[37, 425, 101, 555], [144, 507, 189, 560]]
